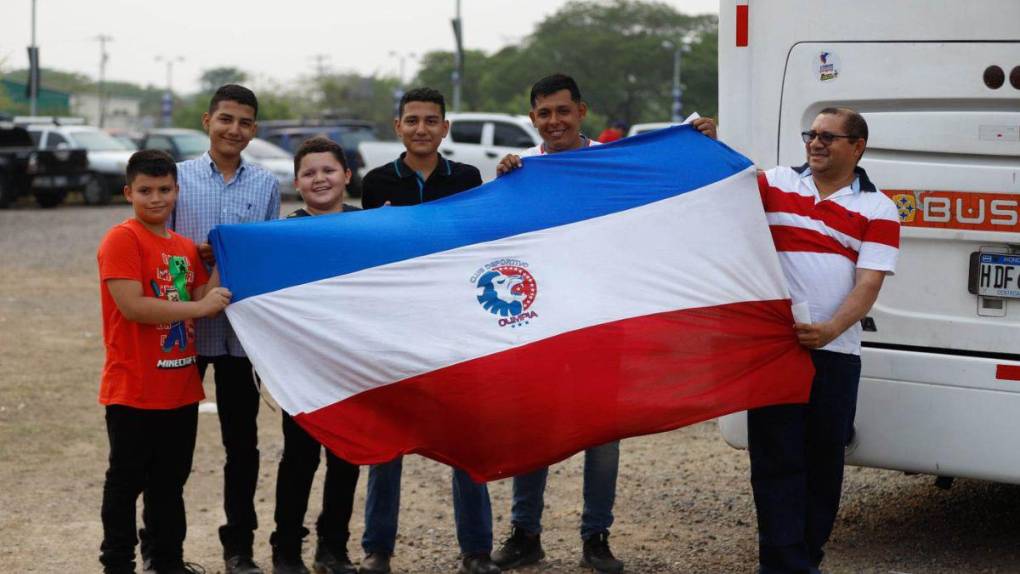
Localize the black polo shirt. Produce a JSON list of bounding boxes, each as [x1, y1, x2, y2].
[[361, 153, 483, 209], [286, 204, 361, 218]]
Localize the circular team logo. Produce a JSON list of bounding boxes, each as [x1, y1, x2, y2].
[[470, 258, 539, 327]]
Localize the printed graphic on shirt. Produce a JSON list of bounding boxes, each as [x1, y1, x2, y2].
[[150, 253, 197, 361]]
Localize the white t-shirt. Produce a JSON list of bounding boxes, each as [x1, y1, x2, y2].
[[759, 166, 900, 355], [519, 136, 601, 158]]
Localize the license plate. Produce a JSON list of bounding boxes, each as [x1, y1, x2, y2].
[[54, 176, 67, 186], [969, 252, 1020, 299]]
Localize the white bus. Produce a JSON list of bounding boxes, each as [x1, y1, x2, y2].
[[716, 0, 1020, 484]]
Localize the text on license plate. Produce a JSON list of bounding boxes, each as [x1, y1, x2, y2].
[[969, 253, 1020, 299]]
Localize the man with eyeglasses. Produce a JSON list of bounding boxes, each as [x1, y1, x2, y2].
[[748, 107, 900, 574]]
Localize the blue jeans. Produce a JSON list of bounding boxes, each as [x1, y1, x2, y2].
[[748, 350, 861, 574], [362, 457, 493, 556], [510, 440, 620, 540]]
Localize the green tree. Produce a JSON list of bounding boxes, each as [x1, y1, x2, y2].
[[413, 49, 491, 112], [412, 0, 718, 132], [0, 82, 14, 114], [172, 67, 258, 129], [199, 67, 250, 93]]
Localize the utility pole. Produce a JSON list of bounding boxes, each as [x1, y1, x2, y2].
[[310, 54, 330, 79], [450, 0, 464, 112], [94, 34, 112, 127], [155, 55, 183, 127], [28, 0, 39, 116]]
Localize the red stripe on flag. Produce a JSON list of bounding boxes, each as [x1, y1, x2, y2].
[[295, 299, 814, 482], [770, 225, 859, 263], [996, 364, 1020, 381], [736, 4, 749, 47]]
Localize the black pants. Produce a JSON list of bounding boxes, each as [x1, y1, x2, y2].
[[199, 355, 262, 558], [271, 412, 360, 557], [747, 350, 862, 574], [100, 403, 198, 572]]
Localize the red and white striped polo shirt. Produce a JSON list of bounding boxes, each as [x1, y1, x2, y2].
[[759, 165, 900, 355]]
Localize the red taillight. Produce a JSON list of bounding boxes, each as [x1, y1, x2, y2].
[[996, 364, 1020, 381]]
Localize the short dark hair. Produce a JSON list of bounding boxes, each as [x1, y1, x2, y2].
[[126, 149, 177, 185], [293, 136, 349, 176], [530, 74, 582, 108], [398, 87, 446, 119], [819, 107, 868, 141], [208, 84, 259, 117]]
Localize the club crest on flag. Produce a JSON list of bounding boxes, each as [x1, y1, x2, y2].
[[471, 258, 538, 326]]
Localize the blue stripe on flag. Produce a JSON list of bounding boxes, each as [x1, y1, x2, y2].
[[211, 125, 752, 302]]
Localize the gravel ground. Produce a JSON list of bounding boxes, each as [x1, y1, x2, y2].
[[1, 200, 1018, 574]]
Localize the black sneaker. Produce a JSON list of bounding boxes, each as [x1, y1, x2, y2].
[[226, 554, 265, 574], [580, 532, 623, 574], [458, 553, 501, 574], [272, 553, 310, 574], [491, 528, 544, 570], [153, 562, 207, 574], [357, 553, 391, 574], [313, 544, 356, 574]]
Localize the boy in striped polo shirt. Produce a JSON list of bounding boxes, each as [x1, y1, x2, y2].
[[749, 107, 900, 574]]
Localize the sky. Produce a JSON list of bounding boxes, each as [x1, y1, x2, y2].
[[0, 0, 718, 94]]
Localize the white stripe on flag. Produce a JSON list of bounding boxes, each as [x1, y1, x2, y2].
[[227, 167, 787, 414]]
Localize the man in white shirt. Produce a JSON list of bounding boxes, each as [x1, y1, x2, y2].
[[750, 107, 900, 574]]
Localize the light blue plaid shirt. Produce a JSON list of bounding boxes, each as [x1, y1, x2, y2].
[[172, 152, 280, 357]]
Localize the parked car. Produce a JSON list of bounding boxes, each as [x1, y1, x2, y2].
[[140, 129, 297, 199], [358, 112, 541, 183], [241, 138, 297, 199], [104, 128, 142, 150], [138, 128, 209, 162], [0, 123, 89, 208], [626, 122, 675, 137], [260, 121, 378, 196], [25, 124, 134, 205]]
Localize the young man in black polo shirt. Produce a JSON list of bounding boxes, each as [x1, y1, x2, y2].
[[361, 88, 481, 208], [357, 88, 496, 574]]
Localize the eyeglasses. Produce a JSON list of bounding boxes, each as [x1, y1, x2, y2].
[[801, 131, 855, 145]]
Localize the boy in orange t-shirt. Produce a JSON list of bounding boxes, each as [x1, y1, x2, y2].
[[97, 149, 232, 574]]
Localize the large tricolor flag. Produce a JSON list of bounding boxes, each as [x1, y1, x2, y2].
[[211, 126, 814, 481]]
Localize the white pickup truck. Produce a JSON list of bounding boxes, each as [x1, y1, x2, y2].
[[358, 112, 541, 183]]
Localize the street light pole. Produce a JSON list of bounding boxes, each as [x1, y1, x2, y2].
[[155, 55, 183, 127], [388, 51, 415, 88], [663, 35, 695, 122], [671, 43, 682, 122], [388, 51, 416, 117], [451, 0, 463, 112], [94, 34, 113, 127], [29, 0, 38, 116]]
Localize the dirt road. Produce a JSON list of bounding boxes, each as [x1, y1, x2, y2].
[[2, 203, 1017, 573]]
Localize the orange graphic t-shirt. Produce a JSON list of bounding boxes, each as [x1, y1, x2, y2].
[[97, 219, 209, 409]]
